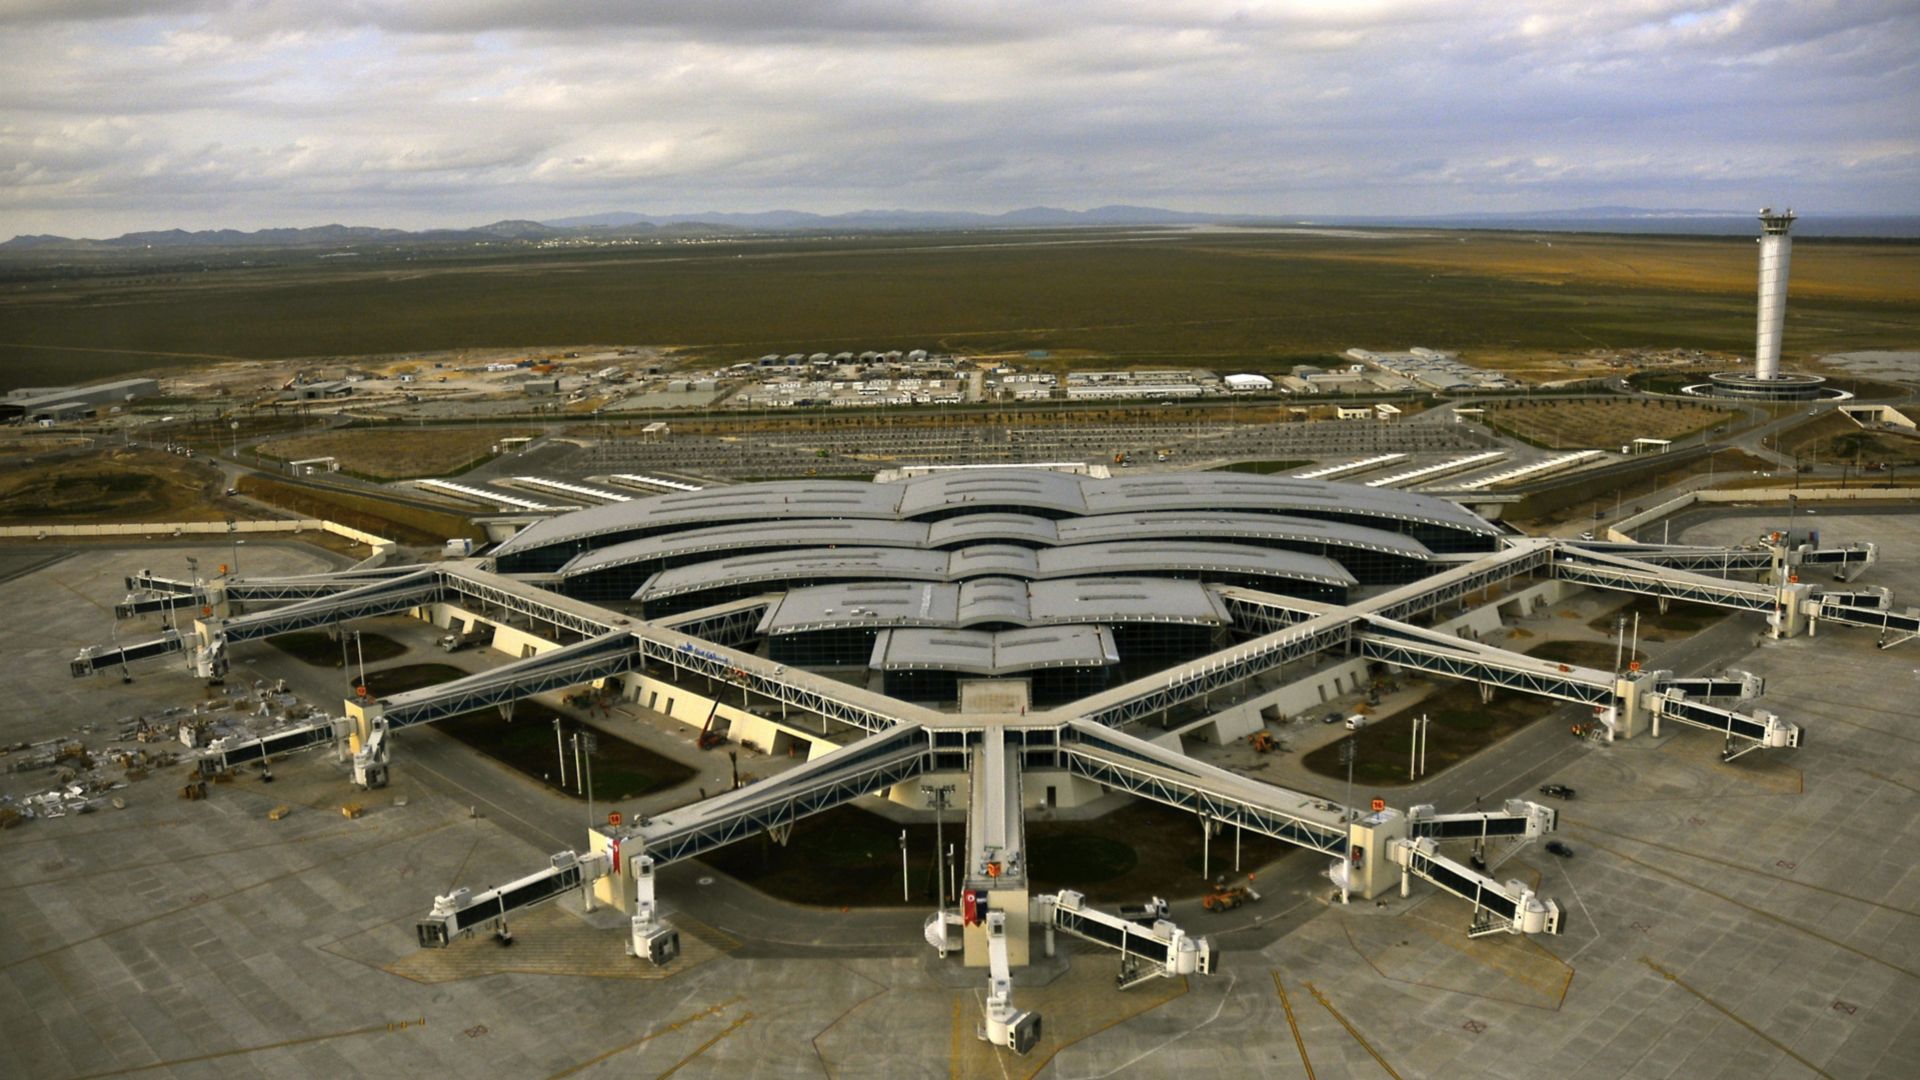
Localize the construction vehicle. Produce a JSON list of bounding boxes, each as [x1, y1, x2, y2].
[[438, 626, 491, 653], [1247, 731, 1279, 754], [695, 708, 727, 750], [1201, 882, 1261, 912], [1116, 897, 1171, 924]]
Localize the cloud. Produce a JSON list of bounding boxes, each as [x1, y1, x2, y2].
[[0, 1, 1915, 235]]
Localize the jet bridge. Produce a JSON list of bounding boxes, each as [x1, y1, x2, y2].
[[621, 722, 931, 866], [200, 716, 346, 770], [351, 629, 640, 734], [1392, 836, 1563, 937], [1795, 541, 1876, 581], [417, 850, 609, 948], [1552, 547, 1789, 616], [1648, 691, 1798, 760], [1058, 721, 1350, 856], [70, 629, 185, 677], [1036, 890, 1215, 989], [1808, 595, 1920, 646], [1647, 669, 1764, 701], [965, 726, 1028, 890], [1561, 542, 1775, 576], [1356, 616, 1620, 706], [115, 566, 423, 619], [214, 568, 446, 644], [1407, 799, 1556, 842]]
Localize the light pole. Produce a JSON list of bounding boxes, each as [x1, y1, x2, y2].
[[555, 717, 568, 789], [226, 518, 240, 576], [354, 631, 366, 693], [582, 731, 596, 828], [920, 783, 955, 907], [1339, 739, 1356, 905]]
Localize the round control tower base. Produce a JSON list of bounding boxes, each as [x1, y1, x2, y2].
[[1689, 370, 1849, 401]]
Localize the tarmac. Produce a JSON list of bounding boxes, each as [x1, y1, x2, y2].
[[2, 513, 1917, 1078]]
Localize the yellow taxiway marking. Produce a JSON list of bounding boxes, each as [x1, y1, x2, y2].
[[1639, 957, 1834, 1080], [1271, 972, 1316, 1080], [1305, 980, 1402, 1080]]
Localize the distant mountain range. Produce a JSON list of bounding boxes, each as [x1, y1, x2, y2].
[[542, 204, 1228, 230], [7, 204, 1916, 251]]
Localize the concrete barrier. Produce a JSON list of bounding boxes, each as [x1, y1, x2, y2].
[[1608, 487, 1919, 542]]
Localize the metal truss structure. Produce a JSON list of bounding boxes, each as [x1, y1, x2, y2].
[[1057, 721, 1348, 855], [630, 723, 931, 865], [377, 631, 641, 730]]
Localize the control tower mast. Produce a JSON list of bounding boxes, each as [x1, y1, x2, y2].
[[1753, 207, 1795, 381]]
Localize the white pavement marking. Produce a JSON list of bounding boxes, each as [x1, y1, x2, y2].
[[1058, 972, 1239, 1080]]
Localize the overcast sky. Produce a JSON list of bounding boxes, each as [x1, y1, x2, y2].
[[3, 1, 1917, 236]]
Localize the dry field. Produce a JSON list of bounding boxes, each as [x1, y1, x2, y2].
[[1278, 232, 1920, 304], [0, 448, 245, 523], [1485, 399, 1733, 448], [255, 426, 535, 480]]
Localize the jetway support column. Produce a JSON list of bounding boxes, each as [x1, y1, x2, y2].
[[346, 699, 384, 751], [1344, 809, 1409, 900]]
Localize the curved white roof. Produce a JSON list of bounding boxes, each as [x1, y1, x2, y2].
[[495, 469, 1496, 561], [634, 540, 1354, 602]]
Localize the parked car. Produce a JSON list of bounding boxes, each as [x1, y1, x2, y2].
[[1545, 841, 1575, 858], [1322, 711, 1343, 725], [1539, 783, 1576, 799]]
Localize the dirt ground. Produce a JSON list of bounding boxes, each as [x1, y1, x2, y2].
[[267, 630, 408, 668], [1302, 680, 1563, 788], [1485, 399, 1732, 448], [1586, 598, 1732, 642], [696, 800, 1296, 908], [353, 664, 694, 801], [254, 426, 536, 480], [0, 447, 253, 523]]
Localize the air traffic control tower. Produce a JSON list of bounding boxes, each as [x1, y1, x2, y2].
[[1705, 207, 1834, 400], [1753, 207, 1794, 380]]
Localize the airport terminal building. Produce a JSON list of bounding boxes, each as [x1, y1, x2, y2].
[[489, 470, 1501, 705]]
